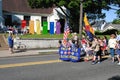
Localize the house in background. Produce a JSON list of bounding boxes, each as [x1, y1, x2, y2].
[[102, 23, 120, 32], [1, 0, 69, 34], [92, 20, 120, 32], [1, 0, 119, 34]]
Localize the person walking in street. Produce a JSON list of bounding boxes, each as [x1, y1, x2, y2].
[[8, 32, 14, 54], [84, 40, 93, 62], [102, 36, 108, 55], [108, 34, 117, 63], [91, 36, 101, 64], [115, 40, 120, 65]]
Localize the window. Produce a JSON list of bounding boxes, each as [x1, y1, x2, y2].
[[41, 16, 47, 26], [4, 15, 12, 26]]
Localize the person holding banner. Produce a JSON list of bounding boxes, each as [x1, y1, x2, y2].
[[71, 40, 76, 48], [81, 35, 87, 52], [72, 32, 78, 45], [63, 38, 71, 49], [70, 39, 81, 62]]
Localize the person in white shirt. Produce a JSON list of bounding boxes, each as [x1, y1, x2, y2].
[[108, 34, 117, 63]]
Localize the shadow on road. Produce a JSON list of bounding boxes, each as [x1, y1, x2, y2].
[[14, 50, 27, 53], [101, 57, 108, 62], [108, 75, 120, 80]]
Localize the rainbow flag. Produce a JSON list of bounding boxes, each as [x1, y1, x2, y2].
[[84, 13, 94, 41]]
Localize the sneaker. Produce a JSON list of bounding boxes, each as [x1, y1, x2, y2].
[[117, 62, 120, 65], [112, 61, 114, 63], [92, 61, 96, 65], [97, 61, 101, 64]]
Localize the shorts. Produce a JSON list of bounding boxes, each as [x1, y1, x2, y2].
[[87, 50, 93, 55], [93, 50, 101, 56], [110, 48, 115, 57], [116, 49, 120, 55], [9, 45, 13, 48]]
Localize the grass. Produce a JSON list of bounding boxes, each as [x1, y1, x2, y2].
[[2, 33, 73, 39], [20, 34, 72, 39], [1, 33, 110, 39], [20, 34, 64, 39], [18, 33, 110, 39]]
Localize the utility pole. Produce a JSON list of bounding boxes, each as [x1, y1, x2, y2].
[[79, 0, 83, 47]]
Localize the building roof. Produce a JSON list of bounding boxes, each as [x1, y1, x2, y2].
[[91, 20, 120, 31], [2, 0, 53, 15], [103, 23, 120, 32]]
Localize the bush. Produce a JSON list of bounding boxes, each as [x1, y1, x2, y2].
[[103, 29, 118, 35], [95, 30, 102, 35]]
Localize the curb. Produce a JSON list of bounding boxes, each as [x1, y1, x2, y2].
[[0, 50, 58, 58]]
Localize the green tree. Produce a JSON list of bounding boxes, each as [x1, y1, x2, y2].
[[110, 0, 120, 23], [112, 19, 120, 24], [27, 0, 119, 33], [116, 10, 120, 18]]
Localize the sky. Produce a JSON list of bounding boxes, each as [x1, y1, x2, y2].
[[102, 9, 117, 22], [102, 5, 119, 22]]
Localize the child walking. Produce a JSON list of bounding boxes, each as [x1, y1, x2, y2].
[[84, 41, 93, 61], [91, 37, 101, 64]]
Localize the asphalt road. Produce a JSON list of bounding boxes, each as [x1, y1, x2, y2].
[[0, 54, 120, 80]]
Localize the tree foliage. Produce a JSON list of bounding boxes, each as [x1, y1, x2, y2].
[[112, 19, 120, 24], [116, 10, 120, 18], [27, 0, 120, 32]]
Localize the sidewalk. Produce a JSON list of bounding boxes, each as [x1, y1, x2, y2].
[[0, 49, 58, 58]]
